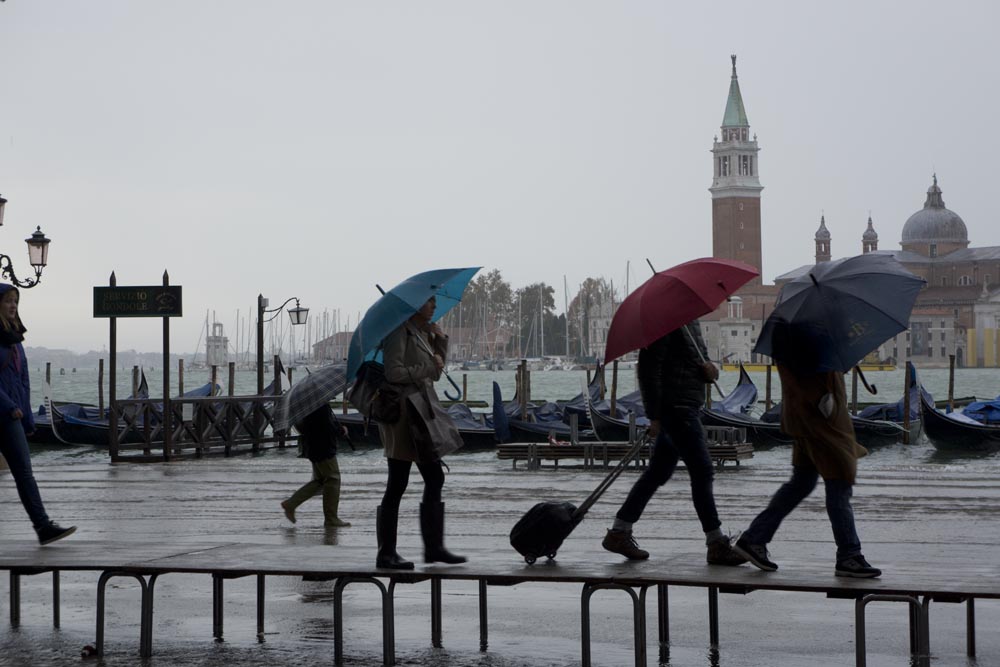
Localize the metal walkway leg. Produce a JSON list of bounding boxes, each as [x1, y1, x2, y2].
[[657, 583, 669, 663], [96, 570, 157, 658], [581, 582, 649, 667], [334, 576, 396, 666], [855, 593, 923, 667], [478, 579, 488, 652], [431, 578, 442, 648], [708, 586, 719, 647], [9, 569, 61, 628]]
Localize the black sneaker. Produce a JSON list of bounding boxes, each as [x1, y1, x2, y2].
[[731, 532, 777, 572], [835, 555, 881, 578], [36, 522, 76, 546]]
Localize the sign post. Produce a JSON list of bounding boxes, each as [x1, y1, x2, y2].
[[94, 276, 182, 461]]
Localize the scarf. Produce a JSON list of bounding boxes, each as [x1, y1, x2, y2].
[[0, 328, 24, 345]]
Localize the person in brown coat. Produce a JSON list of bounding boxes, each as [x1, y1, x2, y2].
[[733, 318, 881, 578], [375, 296, 465, 570]]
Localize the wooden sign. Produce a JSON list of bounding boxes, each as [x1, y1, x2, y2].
[[93, 285, 182, 318]]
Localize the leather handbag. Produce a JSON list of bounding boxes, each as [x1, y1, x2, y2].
[[347, 361, 402, 424]]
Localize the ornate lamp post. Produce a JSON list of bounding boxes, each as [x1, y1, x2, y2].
[[256, 294, 309, 394], [0, 194, 52, 289]]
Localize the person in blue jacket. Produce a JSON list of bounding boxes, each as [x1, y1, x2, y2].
[[0, 284, 75, 544]]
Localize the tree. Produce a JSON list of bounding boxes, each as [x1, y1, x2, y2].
[[514, 283, 556, 357], [439, 269, 513, 360]]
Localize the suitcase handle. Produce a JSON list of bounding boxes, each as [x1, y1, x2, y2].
[[572, 434, 649, 520]]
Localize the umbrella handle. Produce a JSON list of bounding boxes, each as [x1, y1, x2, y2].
[[682, 324, 727, 400], [442, 371, 462, 401]]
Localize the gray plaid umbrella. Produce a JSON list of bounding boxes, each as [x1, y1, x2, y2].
[[273, 363, 348, 433]]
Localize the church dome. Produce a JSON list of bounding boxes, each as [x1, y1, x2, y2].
[[901, 175, 968, 244]]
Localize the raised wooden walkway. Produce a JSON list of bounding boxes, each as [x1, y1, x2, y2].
[[2, 540, 997, 667]]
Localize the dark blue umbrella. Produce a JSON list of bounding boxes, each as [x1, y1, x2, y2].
[[346, 267, 480, 382], [754, 254, 925, 373]]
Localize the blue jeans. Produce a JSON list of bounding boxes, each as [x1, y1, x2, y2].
[[0, 418, 50, 529], [615, 406, 721, 533], [742, 464, 862, 560]]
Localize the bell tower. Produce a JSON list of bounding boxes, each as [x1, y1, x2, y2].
[[710, 55, 763, 285], [815, 215, 831, 263]]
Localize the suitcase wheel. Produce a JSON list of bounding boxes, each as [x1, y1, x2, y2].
[[547, 552, 557, 560], [524, 555, 537, 565]]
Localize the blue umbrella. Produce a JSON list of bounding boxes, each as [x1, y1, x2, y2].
[[754, 254, 925, 373], [346, 267, 481, 383]]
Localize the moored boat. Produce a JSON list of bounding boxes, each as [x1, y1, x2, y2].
[[920, 390, 1000, 453]]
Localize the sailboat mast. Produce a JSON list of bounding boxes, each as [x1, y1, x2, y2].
[[539, 284, 544, 358], [563, 275, 569, 357]]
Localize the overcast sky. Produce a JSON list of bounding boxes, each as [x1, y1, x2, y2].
[[2, 1, 997, 355]]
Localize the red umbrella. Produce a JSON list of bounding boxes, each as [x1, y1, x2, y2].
[[604, 257, 759, 364]]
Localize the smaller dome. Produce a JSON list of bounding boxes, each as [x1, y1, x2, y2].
[[815, 215, 830, 240], [863, 215, 878, 241], [901, 175, 968, 244]]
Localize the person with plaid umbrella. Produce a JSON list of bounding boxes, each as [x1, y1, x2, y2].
[[276, 364, 352, 528]]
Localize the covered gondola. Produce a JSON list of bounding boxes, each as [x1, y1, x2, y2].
[[920, 390, 1000, 453]]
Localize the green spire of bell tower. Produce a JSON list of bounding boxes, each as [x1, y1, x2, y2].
[[722, 54, 749, 128]]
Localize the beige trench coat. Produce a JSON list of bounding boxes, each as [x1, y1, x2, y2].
[[777, 364, 868, 484], [377, 320, 455, 462]]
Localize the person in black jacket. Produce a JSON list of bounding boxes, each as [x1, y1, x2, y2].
[[281, 403, 351, 528], [601, 319, 745, 565]]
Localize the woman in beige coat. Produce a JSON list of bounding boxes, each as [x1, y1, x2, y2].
[[375, 296, 465, 570]]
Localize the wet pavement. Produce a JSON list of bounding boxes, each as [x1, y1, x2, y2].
[[2, 442, 999, 666]]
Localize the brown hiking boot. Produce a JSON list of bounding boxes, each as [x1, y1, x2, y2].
[[707, 536, 747, 566], [602, 529, 649, 560]]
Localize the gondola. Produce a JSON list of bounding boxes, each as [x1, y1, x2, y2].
[[700, 365, 794, 449], [335, 403, 497, 451], [587, 398, 648, 442], [48, 380, 220, 447], [920, 390, 1000, 453], [492, 381, 595, 443], [758, 401, 906, 449]]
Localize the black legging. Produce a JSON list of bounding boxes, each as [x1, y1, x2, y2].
[[381, 457, 444, 513]]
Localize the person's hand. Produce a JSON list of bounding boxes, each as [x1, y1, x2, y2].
[[340, 425, 349, 437], [702, 362, 719, 382], [429, 322, 446, 338], [10, 408, 23, 420], [433, 354, 445, 371], [647, 419, 661, 439]]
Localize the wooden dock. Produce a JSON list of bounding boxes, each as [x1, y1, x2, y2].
[[2, 539, 995, 667], [497, 426, 754, 470]]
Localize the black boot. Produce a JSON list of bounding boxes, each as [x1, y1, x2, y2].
[[420, 501, 467, 564], [376, 505, 413, 570]]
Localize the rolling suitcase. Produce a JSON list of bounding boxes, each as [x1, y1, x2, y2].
[[509, 437, 648, 564]]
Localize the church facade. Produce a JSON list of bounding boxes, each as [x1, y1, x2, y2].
[[701, 57, 1000, 368]]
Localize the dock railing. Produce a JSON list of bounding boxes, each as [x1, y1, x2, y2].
[[109, 394, 292, 462]]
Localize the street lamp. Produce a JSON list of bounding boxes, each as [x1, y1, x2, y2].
[[0, 194, 52, 289], [257, 294, 309, 394]]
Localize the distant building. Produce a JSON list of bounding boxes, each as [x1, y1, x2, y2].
[[586, 298, 617, 359], [776, 176, 1000, 367], [312, 331, 353, 362], [206, 322, 229, 367], [699, 56, 1000, 368]]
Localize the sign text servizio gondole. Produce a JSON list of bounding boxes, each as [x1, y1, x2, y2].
[[93, 286, 183, 318]]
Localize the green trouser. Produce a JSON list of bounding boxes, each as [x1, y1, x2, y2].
[[285, 456, 343, 526]]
